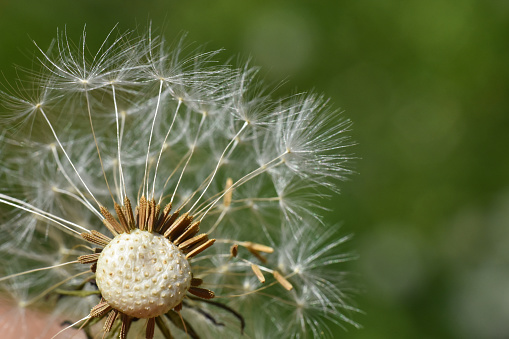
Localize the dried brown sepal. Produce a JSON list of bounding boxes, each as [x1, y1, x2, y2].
[[90, 262, 97, 273], [90, 300, 112, 317], [103, 309, 119, 333], [146, 318, 155, 339], [273, 271, 293, 291], [100, 206, 122, 235], [114, 203, 130, 233], [185, 239, 216, 259], [81, 232, 109, 247], [188, 287, 215, 299], [120, 314, 132, 339], [191, 278, 203, 287], [223, 178, 233, 207], [174, 221, 201, 245], [179, 233, 208, 251], [164, 213, 193, 240], [230, 244, 238, 257], [93, 247, 102, 254], [251, 264, 265, 283], [77, 253, 100, 264]]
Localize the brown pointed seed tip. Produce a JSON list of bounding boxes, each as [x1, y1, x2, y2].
[[114, 202, 130, 233], [90, 301, 112, 317], [185, 239, 216, 259], [100, 206, 123, 234], [124, 196, 136, 228], [81, 232, 109, 247], [223, 178, 233, 207], [189, 287, 215, 299], [230, 244, 238, 257], [241, 241, 274, 253], [103, 310, 118, 332], [146, 318, 155, 339], [273, 271, 293, 291], [247, 248, 268, 264], [251, 264, 265, 283], [119, 314, 132, 339], [178, 233, 208, 250], [77, 253, 100, 264]]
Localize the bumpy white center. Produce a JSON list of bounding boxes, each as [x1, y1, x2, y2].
[[95, 229, 192, 318]]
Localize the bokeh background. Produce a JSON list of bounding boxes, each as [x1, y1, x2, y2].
[[1, 1, 508, 338]]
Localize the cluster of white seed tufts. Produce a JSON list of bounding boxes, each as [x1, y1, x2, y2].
[[0, 26, 360, 339]]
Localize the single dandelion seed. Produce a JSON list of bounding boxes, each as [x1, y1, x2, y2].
[[0, 25, 359, 339]]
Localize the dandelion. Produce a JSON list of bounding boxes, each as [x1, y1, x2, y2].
[[0, 26, 359, 338]]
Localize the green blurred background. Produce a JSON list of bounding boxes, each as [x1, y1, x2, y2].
[[1, 1, 508, 338]]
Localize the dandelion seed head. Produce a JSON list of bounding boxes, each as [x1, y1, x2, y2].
[[0, 25, 359, 339], [96, 229, 192, 318]]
